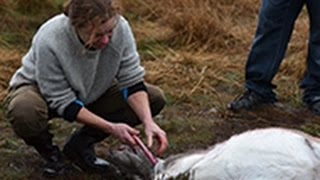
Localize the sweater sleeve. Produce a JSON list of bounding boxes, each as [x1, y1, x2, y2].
[[116, 18, 145, 89], [121, 81, 147, 102], [34, 40, 77, 117], [63, 99, 84, 122]]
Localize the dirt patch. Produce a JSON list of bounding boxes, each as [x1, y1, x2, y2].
[[2, 104, 320, 179]]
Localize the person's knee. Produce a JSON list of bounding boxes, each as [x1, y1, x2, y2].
[[148, 86, 166, 116], [6, 91, 49, 138]]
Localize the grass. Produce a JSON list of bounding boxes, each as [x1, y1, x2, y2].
[[1, 0, 320, 179]]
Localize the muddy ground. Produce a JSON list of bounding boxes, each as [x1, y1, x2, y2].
[[1, 85, 320, 180]]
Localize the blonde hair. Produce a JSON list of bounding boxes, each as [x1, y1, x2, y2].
[[63, 0, 120, 47]]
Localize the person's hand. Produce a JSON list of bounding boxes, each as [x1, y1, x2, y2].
[[110, 123, 140, 145], [144, 121, 168, 155]]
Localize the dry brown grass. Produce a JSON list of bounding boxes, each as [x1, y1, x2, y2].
[[121, 0, 309, 108], [10, 0, 57, 15], [121, 0, 261, 51], [0, 0, 6, 8], [0, 0, 310, 106], [0, 49, 22, 101]]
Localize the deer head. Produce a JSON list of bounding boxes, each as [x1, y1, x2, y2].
[[106, 144, 164, 179]]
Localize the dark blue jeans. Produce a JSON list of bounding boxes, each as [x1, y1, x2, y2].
[[245, 0, 320, 104]]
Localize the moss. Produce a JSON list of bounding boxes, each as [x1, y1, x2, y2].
[[301, 123, 320, 136]]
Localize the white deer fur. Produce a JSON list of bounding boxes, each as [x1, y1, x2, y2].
[[107, 128, 320, 180]]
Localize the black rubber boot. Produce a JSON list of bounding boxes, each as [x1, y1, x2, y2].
[[63, 126, 113, 173], [23, 130, 67, 177], [304, 96, 320, 115], [228, 90, 277, 111]]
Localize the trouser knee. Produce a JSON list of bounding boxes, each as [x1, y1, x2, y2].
[[147, 84, 166, 116], [85, 83, 166, 129], [112, 84, 166, 127], [4, 86, 49, 139]]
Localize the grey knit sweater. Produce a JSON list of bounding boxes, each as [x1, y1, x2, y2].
[[9, 13, 145, 116]]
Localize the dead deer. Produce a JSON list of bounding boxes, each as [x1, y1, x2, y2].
[[107, 128, 320, 180]]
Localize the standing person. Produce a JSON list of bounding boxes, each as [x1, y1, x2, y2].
[[228, 0, 320, 113], [3, 0, 168, 176]]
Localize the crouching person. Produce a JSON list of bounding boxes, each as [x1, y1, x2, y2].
[[3, 0, 168, 176]]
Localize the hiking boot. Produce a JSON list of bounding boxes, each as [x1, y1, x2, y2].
[[23, 131, 68, 176], [309, 101, 320, 115], [228, 90, 276, 111], [63, 129, 112, 173], [305, 96, 320, 115], [42, 157, 67, 177]]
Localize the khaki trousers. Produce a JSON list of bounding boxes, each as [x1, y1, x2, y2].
[[3, 84, 166, 139]]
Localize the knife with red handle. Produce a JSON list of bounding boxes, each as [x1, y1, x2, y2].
[[132, 135, 158, 166]]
